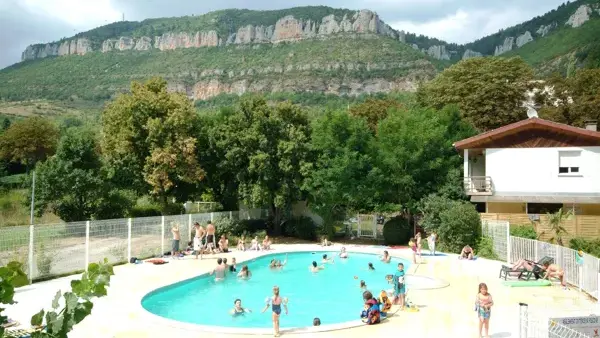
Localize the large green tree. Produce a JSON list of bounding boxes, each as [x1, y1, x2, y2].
[[304, 111, 383, 232], [375, 105, 475, 213], [0, 117, 59, 170], [538, 69, 600, 126], [101, 77, 204, 207], [349, 98, 404, 132], [417, 57, 534, 131], [222, 97, 313, 234], [34, 128, 133, 222]]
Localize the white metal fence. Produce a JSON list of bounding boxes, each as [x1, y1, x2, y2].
[[0, 209, 265, 282], [483, 220, 597, 337], [519, 304, 593, 338]]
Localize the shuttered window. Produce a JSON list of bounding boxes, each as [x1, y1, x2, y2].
[[559, 151, 581, 174]]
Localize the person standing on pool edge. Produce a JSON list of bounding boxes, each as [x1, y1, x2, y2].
[[262, 285, 288, 337], [205, 220, 217, 254], [193, 222, 205, 260]]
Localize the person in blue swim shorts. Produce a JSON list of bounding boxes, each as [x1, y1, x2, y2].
[[392, 262, 406, 309]]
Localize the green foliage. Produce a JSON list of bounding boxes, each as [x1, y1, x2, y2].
[[542, 208, 572, 246], [569, 237, 600, 258], [34, 128, 132, 222], [476, 236, 499, 260], [418, 57, 534, 131], [382, 216, 411, 245], [0, 36, 431, 103], [36, 243, 54, 276], [30, 258, 114, 338], [101, 77, 203, 206], [348, 98, 404, 132], [238, 219, 269, 235], [510, 224, 538, 240], [421, 195, 482, 253], [282, 216, 317, 240], [0, 261, 29, 337], [538, 69, 600, 126], [214, 216, 245, 238], [0, 117, 59, 169], [375, 105, 475, 212], [128, 205, 162, 218]]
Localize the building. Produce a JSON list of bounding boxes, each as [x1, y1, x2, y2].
[[454, 117, 600, 216]]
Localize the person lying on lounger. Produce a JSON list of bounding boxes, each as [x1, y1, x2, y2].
[[459, 245, 475, 260]]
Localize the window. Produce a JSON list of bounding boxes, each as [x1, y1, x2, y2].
[[527, 203, 563, 214], [558, 151, 581, 175]]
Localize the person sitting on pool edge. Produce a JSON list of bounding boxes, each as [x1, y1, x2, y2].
[[230, 299, 252, 316], [378, 290, 392, 316], [309, 261, 325, 273], [262, 235, 272, 250], [360, 291, 381, 325], [460, 245, 475, 260]]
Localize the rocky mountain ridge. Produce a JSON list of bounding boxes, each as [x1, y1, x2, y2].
[[23, 10, 408, 60]]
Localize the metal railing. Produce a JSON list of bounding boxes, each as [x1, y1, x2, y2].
[[464, 176, 493, 195], [484, 220, 599, 337], [0, 209, 264, 282], [519, 303, 592, 338]]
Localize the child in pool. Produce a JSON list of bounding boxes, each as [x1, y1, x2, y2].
[[230, 299, 252, 316], [368, 262, 375, 271], [262, 285, 288, 337], [360, 280, 367, 290], [379, 290, 392, 315]]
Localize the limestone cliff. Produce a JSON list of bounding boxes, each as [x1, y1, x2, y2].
[[515, 31, 533, 48], [23, 9, 410, 61], [462, 49, 482, 60], [494, 37, 515, 56], [566, 4, 593, 28]]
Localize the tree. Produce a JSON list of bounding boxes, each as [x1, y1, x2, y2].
[[1, 118, 11, 131], [417, 57, 534, 131], [304, 110, 382, 232], [34, 128, 133, 222], [0, 117, 58, 169], [349, 98, 404, 132], [375, 105, 475, 213], [101, 78, 204, 208], [538, 69, 600, 126], [437, 200, 482, 253], [542, 208, 572, 246], [224, 97, 313, 234]]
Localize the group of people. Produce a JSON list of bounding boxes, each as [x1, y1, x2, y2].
[[226, 285, 289, 337], [169, 221, 273, 259], [408, 231, 438, 263]]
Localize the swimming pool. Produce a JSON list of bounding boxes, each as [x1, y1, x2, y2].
[[141, 251, 411, 329]]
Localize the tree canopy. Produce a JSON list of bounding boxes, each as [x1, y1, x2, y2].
[[417, 57, 534, 131], [0, 117, 59, 169]]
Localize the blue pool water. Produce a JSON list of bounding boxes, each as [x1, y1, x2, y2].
[[141, 251, 410, 328]]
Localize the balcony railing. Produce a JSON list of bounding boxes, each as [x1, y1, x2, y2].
[[464, 176, 493, 195]]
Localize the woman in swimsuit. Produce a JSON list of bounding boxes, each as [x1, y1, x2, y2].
[[237, 265, 252, 279], [230, 299, 252, 316], [262, 285, 288, 337], [475, 283, 493, 338]]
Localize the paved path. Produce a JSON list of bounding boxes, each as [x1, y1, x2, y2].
[[5, 244, 597, 337]]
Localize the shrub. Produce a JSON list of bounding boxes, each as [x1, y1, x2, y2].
[[36, 243, 53, 276], [476, 236, 498, 260], [437, 202, 482, 253], [282, 216, 317, 240], [569, 237, 600, 258], [510, 224, 538, 240], [161, 202, 185, 216], [238, 219, 268, 234], [382, 216, 411, 245], [129, 204, 162, 217], [214, 216, 244, 237], [419, 194, 455, 232]]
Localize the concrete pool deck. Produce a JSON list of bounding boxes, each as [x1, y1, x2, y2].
[[5, 244, 598, 337]]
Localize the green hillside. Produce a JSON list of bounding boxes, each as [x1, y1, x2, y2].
[[0, 35, 436, 102]]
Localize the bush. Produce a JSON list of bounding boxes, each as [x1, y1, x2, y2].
[[161, 202, 184, 216], [476, 236, 498, 260], [382, 216, 411, 245], [214, 216, 244, 237], [238, 219, 268, 234], [282, 216, 317, 240], [569, 237, 600, 258], [437, 202, 482, 253], [510, 224, 538, 240], [419, 194, 455, 232], [128, 204, 162, 217]]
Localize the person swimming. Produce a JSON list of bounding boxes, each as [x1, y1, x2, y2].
[[368, 262, 375, 271], [270, 254, 288, 269], [309, 261, 325, 273], [322, 254, 334, 264], [237, 265, 252, 279], [230, 299, 251, 316], [360, 280, 367, 290], [339, 247, 348, 259]]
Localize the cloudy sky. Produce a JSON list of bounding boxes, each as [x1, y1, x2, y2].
[[0, 0, 566, 69]]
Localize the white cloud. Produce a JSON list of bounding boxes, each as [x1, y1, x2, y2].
[[22, 0, 121, 29], [390, 7, 540, 43]]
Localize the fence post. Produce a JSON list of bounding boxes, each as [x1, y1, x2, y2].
[[534, 240, 538, 263], [127, 218, 132, 263], [210, 212, 214, 222], [229, 211, 232, 219], [519, 302, 528, 338], [161, 216, 165, 256], [506, 221, 511, 263], [597, 271, 600, 304], [188, 214, 192, 241], [85, 221, 90, 271], [28, 224, 34, 283]]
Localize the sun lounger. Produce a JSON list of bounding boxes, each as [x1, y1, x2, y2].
[[499, 256, 553, 280]]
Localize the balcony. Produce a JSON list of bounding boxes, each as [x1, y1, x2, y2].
[[464, 176, 493, 196]]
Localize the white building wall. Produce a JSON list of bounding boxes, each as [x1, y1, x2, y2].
[[485, 147, 600, 194]]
